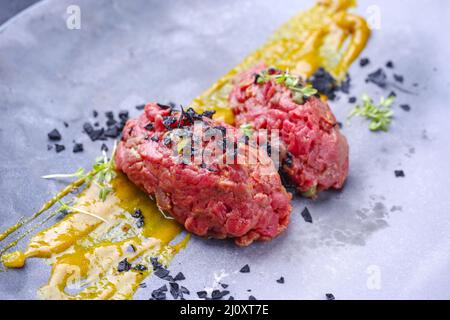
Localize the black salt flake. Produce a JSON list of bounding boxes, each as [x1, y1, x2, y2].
[[174, 272, 185, 281], [197, 291, 208, 299], [400, 104, 411, 112], [360, 58, 370, 67], [301, 207, 313, 223], [326, 293, 336, 300], [55, 144, 65, 153], [154, 268, 170, 279], [73, 143, 84, 153], [395, 170, 405, 178], [276, 276, 285, 284], [240, 264, 250, 273], [393, 74, 404, 83], [48, 129, 62, 141], [117, 258, 132, 272], [366, 68, 388, 88]]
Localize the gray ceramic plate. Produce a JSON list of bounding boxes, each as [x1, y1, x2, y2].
[[0, 0, 449, 300]]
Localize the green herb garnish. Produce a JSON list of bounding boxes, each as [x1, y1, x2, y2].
[[349, 94, 395, 132], [58, 200, 107, 222], [256, 69, 318, 105], [43, 141, 117, 202], [240, 123, 254, 137]]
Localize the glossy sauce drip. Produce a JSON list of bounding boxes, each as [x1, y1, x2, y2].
[[192, 0, 370, 124]]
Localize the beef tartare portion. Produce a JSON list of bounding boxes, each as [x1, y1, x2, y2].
[[115, 103, 292, 246], [229, 64, 349, 196]]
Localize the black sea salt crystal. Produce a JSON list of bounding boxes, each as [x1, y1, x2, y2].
[[48, 129, 62, 141], [197, 291, 207, 299], [173, 272, 185, 281], [360, 58, 370, 67], [249, 295, 257, 300], [117, 258, 131, 272], [180, 286, 190, 296], [212, 290, 229, 300], [202, 110, 216, 119], [386, 61, 394, 69], [170, 282, 181, 299], [136, 104, 145, 110], [394, 74, 404, 83], [301, 207, 313, 223], [101, 143, 109, 152], [240, 264, 250, 273], [55, 144, 65, 153], [73, 143, 83, 153], [400, 104, 411, 112], [395, 170, 405, 178], [151, 285, 167, 300], [154, 268, 170, 279], [309, 67, 338, 100], [326, 293, 336, 300], [276, 277, 285, 284], [118, 110, 129, 122], [105, 111, 114, 119], [105, 126, 120, 138], [366, 68, 388, 88]]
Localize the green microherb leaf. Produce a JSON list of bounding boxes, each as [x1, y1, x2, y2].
[[57, 200, 107, 222], [349, 94, 395, 132], [301, 185, 317, 198], [43, 141, 118, 202], [42, 167, 85, 180], [255, 69, 318, 105], [299, 85, 318, 97], [99, 187, 113, 202], [240, 123, 254, 137]]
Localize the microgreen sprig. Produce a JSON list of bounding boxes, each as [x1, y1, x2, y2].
[[256, 69, 318, 105], [240, 123, 254, 138], [42, 168, 85, 180], [42, 141, 117, 202], [348, 94, 395, 132], [57, 200, 107, 223]]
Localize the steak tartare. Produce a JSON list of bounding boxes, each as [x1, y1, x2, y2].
[[229, 64, 349, 196], [115, 103, 292, 246]]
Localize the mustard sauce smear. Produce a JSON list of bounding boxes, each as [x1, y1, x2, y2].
[[2, 174, 186, 300], [0, 0, 369, 300], [192, 0, 370, 124]]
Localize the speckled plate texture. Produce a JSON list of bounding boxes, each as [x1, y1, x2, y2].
[[0, 0, 449, 300]]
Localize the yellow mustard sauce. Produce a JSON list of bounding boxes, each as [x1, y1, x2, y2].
[[1, 173, 186, 300], [192, 0, 370, 124], [0, 0, 369, 300]]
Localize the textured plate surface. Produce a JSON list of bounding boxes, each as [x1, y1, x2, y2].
[[0, 0, 449, 300]]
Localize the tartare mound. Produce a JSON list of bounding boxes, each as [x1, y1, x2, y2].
[[115, 103, 292, 246], [229, 64, 349, 196]]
